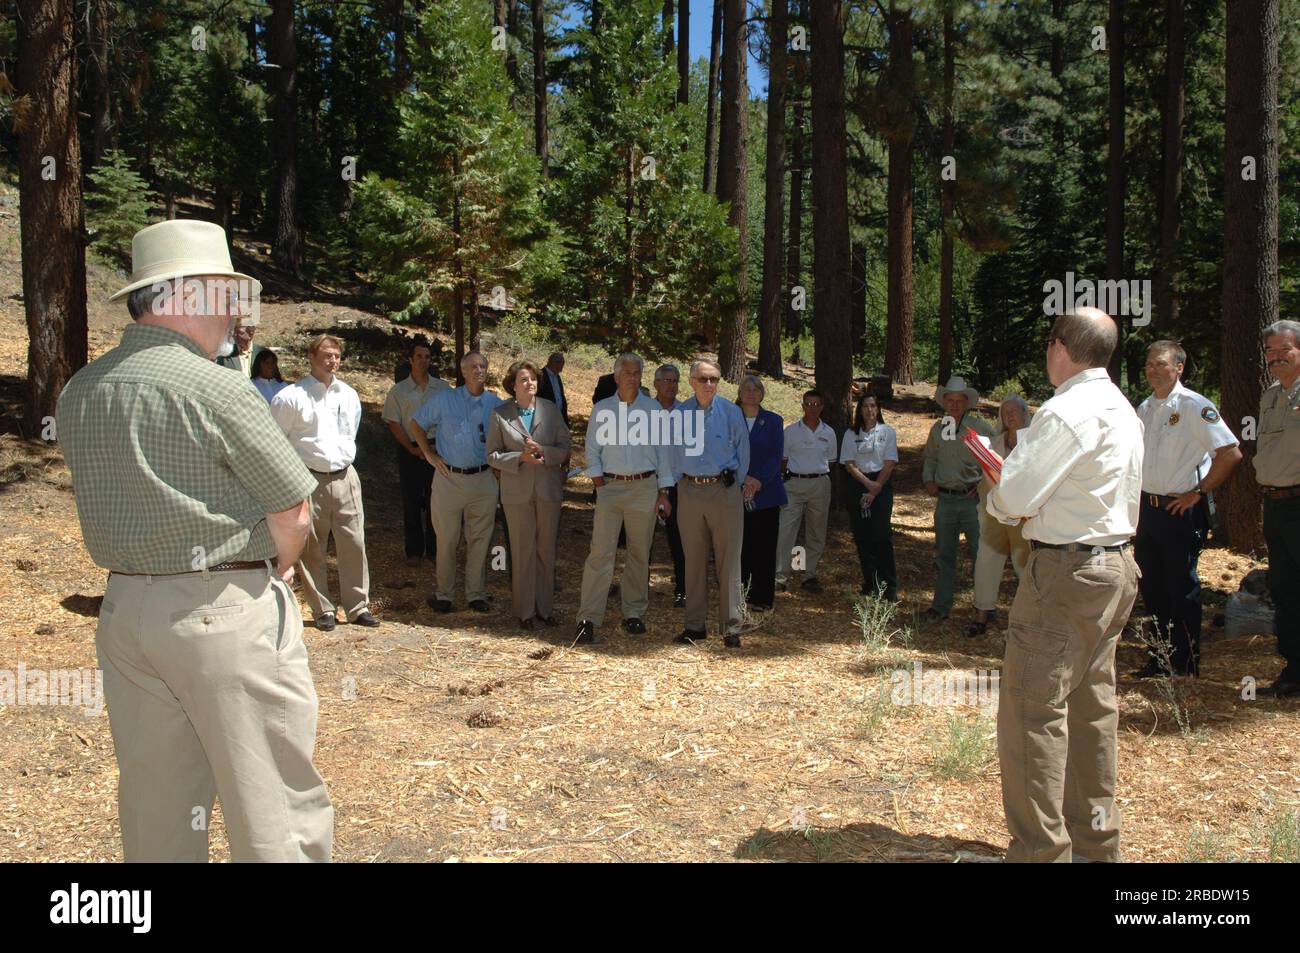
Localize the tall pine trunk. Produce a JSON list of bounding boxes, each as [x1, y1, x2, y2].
[[757, 0, 789, 379], [495, 0, 518, 90], [268, 0, 302, 277], [677, 0, 690, 106], [938, 8, 955, 385], [89, 0, 111, 166], [1219, 0, 1279, 554], [883, 2, 914, 385], [1154, 0, 1184, 331], [703, 0, 723, 192], [17, 0, 88, 435], [1105, 0, 1125, 382], [664, 1, 674, 57], [532, 0, 548, 175], [786, 6, 806, 344], [716, 0, 749, 382], [809, 0, 853, 433]]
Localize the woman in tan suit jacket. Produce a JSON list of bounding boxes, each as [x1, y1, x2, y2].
[[487, 360, 571, 629]]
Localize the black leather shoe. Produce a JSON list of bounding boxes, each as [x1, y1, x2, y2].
[[962, 620, 988, 638], [468, 599, 490, 613], [673, 592, 686, 608], [316, 612, 336, 631], [519, 618, 534, 631], [1261, 678, 1300, 697], [575, 620, 596, 644], [1131, 660, 1198, 679], [747, 601, 773, 613], [622, 617, 646, 635], [539, 615, 558, 627], [427, 598, 452, 613], [801, 577, 824, 594], [351, 610, 381, 628], [673, 629, 707, 644], [920, 608, 946, 622], [723, 634, 742, 648]]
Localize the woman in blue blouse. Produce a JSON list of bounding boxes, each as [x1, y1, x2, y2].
[[737, 375, 788, 612], [840, 392, 899, 601]]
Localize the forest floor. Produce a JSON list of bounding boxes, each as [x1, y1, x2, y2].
[[0, 189, 1296, 862]]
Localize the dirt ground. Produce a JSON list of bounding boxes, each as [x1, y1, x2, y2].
[[1, 204, 1296, 862]]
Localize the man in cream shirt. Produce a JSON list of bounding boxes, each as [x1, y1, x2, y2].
[[986, 307, 1142, 863], [272, 334, 379, 630]]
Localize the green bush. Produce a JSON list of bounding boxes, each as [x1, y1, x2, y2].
[[85, 150, 155, 267]]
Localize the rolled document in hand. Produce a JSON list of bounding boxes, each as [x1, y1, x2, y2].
[[962, 427, 1004, 483]]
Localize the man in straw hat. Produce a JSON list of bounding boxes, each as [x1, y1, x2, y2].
[[986, 308, 1142, 862], [921, 375, 994, 621], [56, 220, 333, 861]]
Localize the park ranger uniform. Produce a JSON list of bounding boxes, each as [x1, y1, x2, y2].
[[1255, 377, 1300, 688], [922, 410, 996, 617], [775, 418, 838, 589], [1134, 382, 1238, 675], [57, 323, 333, 862]]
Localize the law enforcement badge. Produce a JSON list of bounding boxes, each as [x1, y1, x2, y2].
[[1201, 407, 1220, 423], [1168, 412, 1180, 425]]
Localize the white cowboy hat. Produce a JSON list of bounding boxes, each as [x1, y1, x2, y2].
[[108, 220, 261, 302], [934, 375, 980, 407]]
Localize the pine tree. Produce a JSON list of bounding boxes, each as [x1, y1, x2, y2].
[[85, 149, 155, 266]]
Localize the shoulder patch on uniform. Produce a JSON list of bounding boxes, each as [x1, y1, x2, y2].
[[1201, 406, 1220, 423]]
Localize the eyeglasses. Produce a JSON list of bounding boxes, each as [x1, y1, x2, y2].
[[695, 376, 720, 385]]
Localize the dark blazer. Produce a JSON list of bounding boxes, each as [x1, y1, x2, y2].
[[591, 373, 617, 406], [746, 408, 788, 510], [216, 343, 267, 375], [537, 367, 570, 426], [486, 397, 571, 505]]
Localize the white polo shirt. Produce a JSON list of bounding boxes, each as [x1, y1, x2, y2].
[[839, 424, 899, 474], [271, 375, 363, 473], [783, 419, 837, 474], [1136, 381, 1238, 495], [987, 367, 1143, 546]]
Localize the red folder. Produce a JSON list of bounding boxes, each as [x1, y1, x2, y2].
[[962, 428, 1004, 483]]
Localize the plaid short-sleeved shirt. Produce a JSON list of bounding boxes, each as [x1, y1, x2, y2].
[[56, 323, 318, 573]]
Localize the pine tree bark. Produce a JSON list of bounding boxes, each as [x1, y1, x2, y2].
[[1219, 0, 1279, 554], [677, 0, 690, 106], [268, 0, 302, 276], [938, 8, 955, 385], [89, 0, 111, 166], [1154, 0, 1184, 332], [664, 1, 674, 57], [16, 0, 88, 435], [495, 0, 518, 90], [1105, 0, 1125, 382], [809, 0, 853, 432], [757, 0, 789, 379], [703, 0, 723, 192], [850, 241, 866, 358], [716, 0, 749, 382], [785, 4, 806, 344], [883, 2, 914, 385], [532, 0, 548, 175]]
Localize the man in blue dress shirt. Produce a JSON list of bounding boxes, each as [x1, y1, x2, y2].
[[674, 359, 751, 648], [410, 351, 504, 614], [575, 354, 676, 644]]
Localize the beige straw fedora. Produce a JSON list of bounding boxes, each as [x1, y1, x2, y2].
[[108, 220, 261, 302]]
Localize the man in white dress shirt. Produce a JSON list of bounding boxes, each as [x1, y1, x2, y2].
[[1132, 341, 1241, 678], [272, 334, 379, 630], [986, 308, 1142, 863], [775, 391, 838, 594]]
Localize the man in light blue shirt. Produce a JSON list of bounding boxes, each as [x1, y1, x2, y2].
[[674, 359, 751, 648], [575, 353, 675, 644], [411, 351, 504, 613]]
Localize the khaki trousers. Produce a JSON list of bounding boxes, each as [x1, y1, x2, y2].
[[503, 496, 562, 622], [998, 546, 1139, 863], [775, 474, 832, 583], [973, 504, 1031, 612], [431, 468, 499, 603], [679, 479, 744, 634], [299, 466, 371, 620], [96, 567, 333, 862], [578, 478, 658, 627]]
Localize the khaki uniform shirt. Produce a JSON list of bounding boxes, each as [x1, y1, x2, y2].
[[922, 411, 994, 489], [56, 323, 317, 573], [1254, 378, 1300, 488], [382, 374, 450, 443]]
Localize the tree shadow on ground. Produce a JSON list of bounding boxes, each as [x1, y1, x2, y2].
[[736, 821, 1003, 863]]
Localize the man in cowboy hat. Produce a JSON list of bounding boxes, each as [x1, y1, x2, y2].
[[922, 376, 994, 621], [56, 220, 333, 862]]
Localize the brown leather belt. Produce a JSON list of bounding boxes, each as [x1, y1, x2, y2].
[[1263, 485, 1300, 500], [310, 465, 350, 476], [786, 471, 828, 479], [448, 464, 490, 475], [111, 559, 270, 577], [605, 470, 655, 482], [1031, 541, 1130, 554], [684, 473, 723, 485], [939, 485, 978, 496]]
